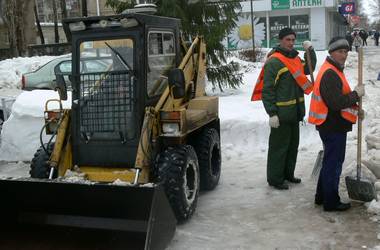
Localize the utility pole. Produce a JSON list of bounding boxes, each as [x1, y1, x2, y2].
[[81, 0, 87, 17], [250, 0, 255, 52]]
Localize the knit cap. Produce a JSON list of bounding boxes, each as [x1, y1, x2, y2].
[[328, 36, 350, 53]]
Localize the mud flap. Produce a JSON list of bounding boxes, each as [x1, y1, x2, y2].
[[0, 178, 176, 250], [345, 175, 376, 202]]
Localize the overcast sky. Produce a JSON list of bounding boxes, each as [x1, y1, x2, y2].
[[361, 0, 380, 24]]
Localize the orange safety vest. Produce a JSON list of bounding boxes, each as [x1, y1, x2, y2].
[[308, 60, 358, 125], [251, 52, 313, 101]]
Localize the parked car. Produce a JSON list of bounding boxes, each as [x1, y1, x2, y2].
[[21, 56, 111, 90]]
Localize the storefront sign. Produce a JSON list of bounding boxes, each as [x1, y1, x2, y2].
[[291, 0, 323, 8], [290, 15, 309, 49], [269, 16, 289, 47], [272, 0, 290, 10], [339, 2, 355, 15]]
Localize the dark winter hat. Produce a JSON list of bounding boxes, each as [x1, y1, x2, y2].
[[278, 27, 296, 39], [328, 36, 350, 53]]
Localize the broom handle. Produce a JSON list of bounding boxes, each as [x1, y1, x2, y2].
[[357, 47, 363, 180], [305, 48, 315, 83]]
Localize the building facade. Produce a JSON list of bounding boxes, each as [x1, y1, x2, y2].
[[228, 0, 348, 50]]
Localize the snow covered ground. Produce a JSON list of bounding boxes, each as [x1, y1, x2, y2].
[[1, 44, 380, 249]]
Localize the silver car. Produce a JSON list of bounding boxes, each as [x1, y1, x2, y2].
[[21, 56, 111, 90]]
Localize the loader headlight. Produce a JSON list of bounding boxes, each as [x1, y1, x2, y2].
[[162, 123, 180, 135]]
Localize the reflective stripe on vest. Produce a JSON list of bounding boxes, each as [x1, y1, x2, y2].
[[251, 52, 313, 101], [271, 52, 314, 95], [308, 60, 358, 125], [276, 97, 304, 106]]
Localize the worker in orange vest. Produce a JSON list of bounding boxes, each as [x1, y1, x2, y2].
[[252, 27, 316, 190], [309, 36, 365, 211]]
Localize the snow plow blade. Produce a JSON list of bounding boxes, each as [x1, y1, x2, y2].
[[0, 179, 176, 250]]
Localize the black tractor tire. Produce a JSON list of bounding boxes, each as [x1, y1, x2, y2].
[[196, 128, 221, 191], [155, 145, 200, 222], [30, 143, 56, 179]]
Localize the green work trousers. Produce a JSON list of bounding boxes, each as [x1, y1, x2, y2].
[[267, 122, 300, 185]]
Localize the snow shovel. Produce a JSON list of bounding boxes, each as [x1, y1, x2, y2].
[[345, 47, 376, 202], [311, 149, 324, 179], [305, 47, 325, 180]]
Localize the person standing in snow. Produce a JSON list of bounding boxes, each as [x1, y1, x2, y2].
[[359, 30, 368, 46], [308, 37, 365, 211], [251, 27, 317, 190], [352, 32, 362, 52], [374, 30, 380, 46], [345, 31, 353, 51]]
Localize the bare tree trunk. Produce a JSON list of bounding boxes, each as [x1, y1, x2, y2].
[[5, 0, 18, 57], [22, 0, 36, 55], [34, 3, 45, 44], [60, 0, 68, 19], [0, 0, 5, 26], [4, 0, 36, 57], [52, 0, 59, 44], [81, 0, 87, 17]]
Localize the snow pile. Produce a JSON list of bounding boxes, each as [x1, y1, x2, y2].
[[0, 56, 59, 89], [0, 161, 29, 179], [0, 90, 71, 161], [59, 169, 94, 184], [366, 199, 380, 215]]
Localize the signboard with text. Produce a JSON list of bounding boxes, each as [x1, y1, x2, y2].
[[269, 16, 289, 47], [290, 15, 309, 49], [272, 0, 290, 10], [272, 0, 325, 10], [339, 2, 355, 14], [290, 0, 324, 9]]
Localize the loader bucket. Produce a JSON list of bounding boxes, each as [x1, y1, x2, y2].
[[0, 178, 176, 250]]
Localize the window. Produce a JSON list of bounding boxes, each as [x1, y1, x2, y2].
[[59, 61, 71, 73], [147, 32, 176, 97]]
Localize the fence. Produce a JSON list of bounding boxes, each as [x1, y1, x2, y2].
[[0, 43, 71, 60], [0, 48, 12, 60], [28, 43, 71, 56]]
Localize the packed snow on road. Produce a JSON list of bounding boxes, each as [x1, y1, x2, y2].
[[1, 45, 380, 249]]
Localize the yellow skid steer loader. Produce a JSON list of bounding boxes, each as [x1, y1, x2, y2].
[[0, 5, 221, 250]]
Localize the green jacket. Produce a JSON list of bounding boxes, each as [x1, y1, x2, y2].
[[262, 46, 317, 123]]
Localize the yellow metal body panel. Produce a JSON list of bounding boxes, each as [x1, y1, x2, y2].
[[79, 166, 149, 183], [49, 110, 70, 168], [57, 139, 72, 177]]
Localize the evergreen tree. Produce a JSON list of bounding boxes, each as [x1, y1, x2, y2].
[[106, 0, 242, 91], [105, 0, 136, 14]]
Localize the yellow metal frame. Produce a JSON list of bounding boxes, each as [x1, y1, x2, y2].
[[46, 36, 212, 185]]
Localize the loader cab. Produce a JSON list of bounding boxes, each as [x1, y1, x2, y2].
[[62, 13, 181, 167]]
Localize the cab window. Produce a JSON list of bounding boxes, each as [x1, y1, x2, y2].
[[147, 32, 176, 97]]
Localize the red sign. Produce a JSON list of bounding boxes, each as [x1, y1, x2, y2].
[[350, 15, 360, 25]]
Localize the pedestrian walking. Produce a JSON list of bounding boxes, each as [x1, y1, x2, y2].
[[251, 27, 317, 190], [308, 37, 365, 211], [353, 32, 362, 52], [374, 30, 380, 46], [345, 31, 353, 51], [359, 30, 368, 46]]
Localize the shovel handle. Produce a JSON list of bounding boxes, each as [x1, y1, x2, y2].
[[305, 48, 314, 83], [357, 47, 363, 180]]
